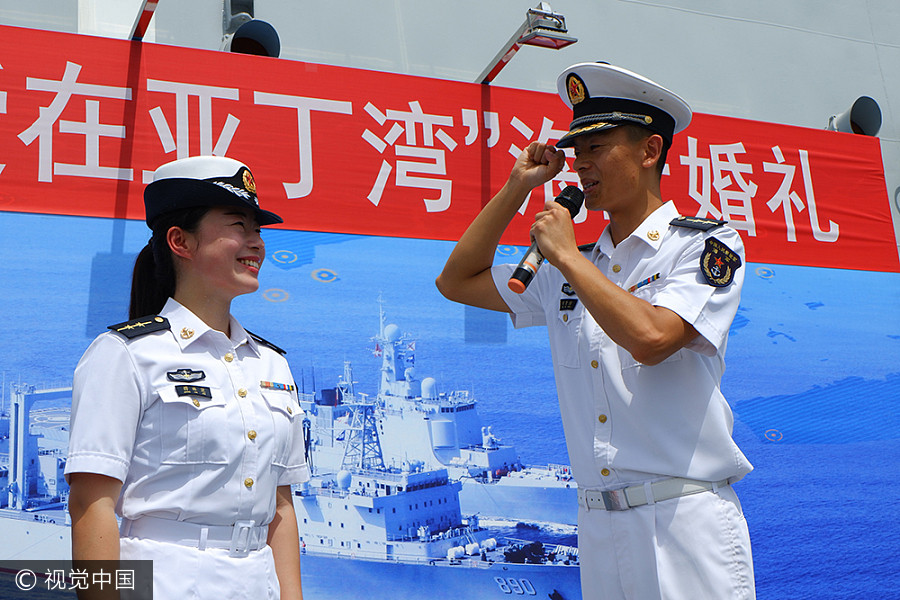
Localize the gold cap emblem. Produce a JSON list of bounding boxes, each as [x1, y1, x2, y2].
[[566, 73, 587, 105], [242, 169, 257, 195]]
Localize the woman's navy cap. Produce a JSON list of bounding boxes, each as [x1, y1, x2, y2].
[[554, 62, 692, 148], [144, 156, 283, 227]]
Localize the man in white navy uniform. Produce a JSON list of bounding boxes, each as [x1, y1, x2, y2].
[[436, 62, 755, 599]]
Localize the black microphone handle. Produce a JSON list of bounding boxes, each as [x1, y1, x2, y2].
[[507, 185, 584, 294]]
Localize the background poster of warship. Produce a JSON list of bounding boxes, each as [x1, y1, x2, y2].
[[1, 211, 898, 599]]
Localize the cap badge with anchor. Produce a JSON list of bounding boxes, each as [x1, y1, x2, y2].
[[555, 62, 692, 149], [143, 155, 282, 227]]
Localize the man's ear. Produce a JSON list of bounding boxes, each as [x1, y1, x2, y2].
[[642, 134, 664, 170], [166, 226, 194, 260]]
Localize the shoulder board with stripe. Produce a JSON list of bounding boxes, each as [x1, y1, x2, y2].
[[108, 315, 170, 339], [577, 242, 597, 253], [669, 216, 727, 231], [247, 330, 287, 355]]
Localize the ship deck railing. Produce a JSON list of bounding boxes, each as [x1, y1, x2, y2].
[[300, 546, 497, 567]]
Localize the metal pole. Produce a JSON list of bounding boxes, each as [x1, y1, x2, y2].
[[475, 21, 528, 85], [129, 0, 160, 41]]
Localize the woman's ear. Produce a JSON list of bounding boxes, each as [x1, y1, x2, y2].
[[166, 226, 194, 260]]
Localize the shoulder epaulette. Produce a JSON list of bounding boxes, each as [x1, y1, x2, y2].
[[247, 330, 287, 355], [577, 242, 597, 253], [670, 216, 727, 231], [108, 315, 170, 339]]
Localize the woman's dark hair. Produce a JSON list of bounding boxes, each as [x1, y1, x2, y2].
[[129, 207, 211, 318]]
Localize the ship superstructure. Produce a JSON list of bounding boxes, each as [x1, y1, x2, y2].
[[299, 303, 578, 525], [293, 400, 581, 599], [0, 383, 72, 560]]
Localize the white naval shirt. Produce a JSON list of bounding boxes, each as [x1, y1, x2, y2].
[[66, 298, 310, 527], [492, 201, 753, 491]]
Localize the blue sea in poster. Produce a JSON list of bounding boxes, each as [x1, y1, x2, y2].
[[1, 211, 899, 599]]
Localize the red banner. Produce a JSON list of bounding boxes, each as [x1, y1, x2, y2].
[[0, 25, 896, 271]]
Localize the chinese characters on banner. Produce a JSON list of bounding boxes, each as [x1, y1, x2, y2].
[[0, 24, 896, 271]]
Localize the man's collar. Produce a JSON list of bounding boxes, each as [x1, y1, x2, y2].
[[597, 201, 678, 254]]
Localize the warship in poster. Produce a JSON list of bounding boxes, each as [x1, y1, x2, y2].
[[0, 308, 582, 598], [301, 303, 578, 526]]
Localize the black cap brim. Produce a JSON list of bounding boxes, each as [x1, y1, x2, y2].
[[144, 178, 283, 227]]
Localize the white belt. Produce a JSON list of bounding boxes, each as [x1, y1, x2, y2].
[[120, 516, 268, 558], [578, 477, 730, 511]]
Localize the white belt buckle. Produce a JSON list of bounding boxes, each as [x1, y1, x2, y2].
[[230, 520, 256, 558], [602, 489, 630, 511]]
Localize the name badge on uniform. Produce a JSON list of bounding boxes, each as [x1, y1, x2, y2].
[[559, 298, 578, 311], [175, 385, 212, 398], [167, 368, 206, 383]]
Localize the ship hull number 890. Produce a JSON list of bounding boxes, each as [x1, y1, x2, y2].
[[493, 577, 537, 595]]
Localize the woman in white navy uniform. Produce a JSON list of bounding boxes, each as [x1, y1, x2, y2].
[[66, 156, 309, 599]]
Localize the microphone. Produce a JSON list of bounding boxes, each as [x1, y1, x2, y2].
[[508, 185, 584, 294]]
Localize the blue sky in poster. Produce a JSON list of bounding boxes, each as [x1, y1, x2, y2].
[[1, 210, 898, 599]]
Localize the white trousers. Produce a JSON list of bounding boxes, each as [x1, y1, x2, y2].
[[578, 485, 755, 600], [120, 535, 281, 599]]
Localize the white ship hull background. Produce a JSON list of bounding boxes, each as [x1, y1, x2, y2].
[[0, 304, 582, 599]]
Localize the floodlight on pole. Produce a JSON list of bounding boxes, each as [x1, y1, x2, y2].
[[477, 2, 577, 85]]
